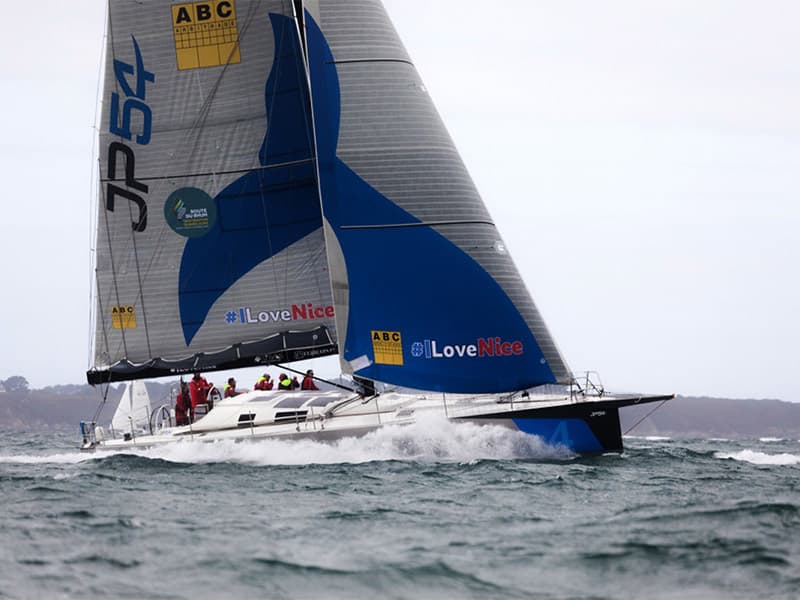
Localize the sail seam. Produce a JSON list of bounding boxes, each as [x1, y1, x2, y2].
[[340, 220, 496, 230], [327, 58, 413, 66], [98, 158, 316, 183]]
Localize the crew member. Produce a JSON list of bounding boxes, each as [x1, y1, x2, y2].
[[301, 369, 319, 391], [278, 373, 293, 391], [189, 372, 211, 411], [175, 381, 191, 425], [254, 373, 273, 391], [224, 377, 239, 398]]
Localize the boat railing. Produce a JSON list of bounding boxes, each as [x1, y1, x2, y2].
[[151, 403, 173, 432], [569, 371, 605, 401], [80, 421, 98, 449], [324, 392, 377, 418], [437, 388, 572, 420]]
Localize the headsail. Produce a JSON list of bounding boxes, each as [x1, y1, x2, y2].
[[90, 1, 336, 384], [110, 380, 152, 434], [304, 0, 572, 393]]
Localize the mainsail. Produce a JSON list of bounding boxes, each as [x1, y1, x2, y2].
[[89, 1, 336, 384], [303, 0, 571, 392]]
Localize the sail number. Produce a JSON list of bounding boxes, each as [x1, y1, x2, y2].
[[105, 36, 155, 232]]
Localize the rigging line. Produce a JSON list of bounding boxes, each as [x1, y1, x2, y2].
[[91, 382, 112, 424], [105, 2, 267, 333], [294, 2, 341, 346], [257, 12, 319, 302], [178, 2, 261, 157], [125, 192, 153, 358], [258, 10, 320, 301], [183, 1, 261, 143], [87, 8, 108, 372], [131, 0, 261, 244], [292, 0, 306, 55], [87, 158, 102, 372], [94, 269, 112, 376], [167, 2, 264, 299], [99, 6, 142, 367], [100, 157, 131, 363], [287, 11, 328, 309], [327, 58, 413, 66], [622, 399, 670, 436], [99, 158, 316, 184], [267, 17, 293, 310], [293, 21, 327, 309], [302, 229, 329, 316], [259, 14, 288, 296], [289, 6, 318, 190], [340, 219, 496, 230]]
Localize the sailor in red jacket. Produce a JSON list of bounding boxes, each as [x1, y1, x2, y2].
[[301, 369, 319, 391], [254, 373, 273, 390], [189, 372, 211, 409], [223, 377, 239, 398], [175, 381, 191, 425]]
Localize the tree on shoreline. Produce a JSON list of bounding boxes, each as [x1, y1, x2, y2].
[[2, 376, 29, 393]]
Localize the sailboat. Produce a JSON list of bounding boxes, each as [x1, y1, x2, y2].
[[81, 0, 671, 455]]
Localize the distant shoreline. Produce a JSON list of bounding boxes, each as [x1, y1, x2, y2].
[[1, 385, 798, 438]]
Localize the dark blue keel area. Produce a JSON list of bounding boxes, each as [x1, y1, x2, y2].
[[462, 396, 673, 455]]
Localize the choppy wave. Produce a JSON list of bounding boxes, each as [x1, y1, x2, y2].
[[759, 437, 785, 443], [2, 433, 800, 599], [714, 449, 800, 465], [0, 417, 573, 467], [0, 451, 98, 465]]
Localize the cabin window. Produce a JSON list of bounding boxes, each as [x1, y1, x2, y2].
[[237, 413, 256, 427], [274, 410, 307, 424]]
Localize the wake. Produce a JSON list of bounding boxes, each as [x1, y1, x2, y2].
[[0, 416, 573, 467]]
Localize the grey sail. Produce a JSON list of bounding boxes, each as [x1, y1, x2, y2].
[[304, 0, 572, 392], [89, 0, 336, 384]]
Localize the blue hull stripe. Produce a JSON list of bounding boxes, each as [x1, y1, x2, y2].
[[512, 418, 604, 454]]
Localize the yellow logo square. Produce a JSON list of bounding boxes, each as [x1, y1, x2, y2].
[[172, 1, 241, 70], [111, 305, 137, 330], [371, 330, 403, 366]]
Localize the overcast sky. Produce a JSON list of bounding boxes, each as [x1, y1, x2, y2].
[[1, 1, 798, 401]]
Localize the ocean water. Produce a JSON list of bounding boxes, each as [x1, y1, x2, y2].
[[1, 418, 798, 599]]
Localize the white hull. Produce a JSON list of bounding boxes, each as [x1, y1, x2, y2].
[[83, 388, 672, 455]]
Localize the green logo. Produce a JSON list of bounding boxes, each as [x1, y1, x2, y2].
[[164, 187, 217, 238]]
